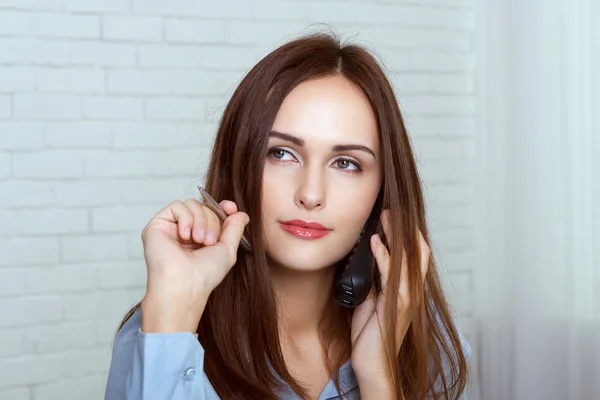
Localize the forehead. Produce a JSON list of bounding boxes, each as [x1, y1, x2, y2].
[[271, 75, 379, 151]]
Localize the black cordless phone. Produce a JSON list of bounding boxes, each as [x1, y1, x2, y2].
[[335, 196, 384, 308]]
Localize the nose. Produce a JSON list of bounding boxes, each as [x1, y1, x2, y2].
[[294, 165, 326, 211]]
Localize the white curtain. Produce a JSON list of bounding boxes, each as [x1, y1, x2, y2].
[[473, 0, 600, 399]]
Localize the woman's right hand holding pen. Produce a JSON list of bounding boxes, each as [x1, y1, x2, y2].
[[140, 198, 250, 333]]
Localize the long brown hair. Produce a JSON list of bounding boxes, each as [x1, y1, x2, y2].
[[118, 32, 469, 399]]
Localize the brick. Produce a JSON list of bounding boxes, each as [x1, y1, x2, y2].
[[0, 0, 61, 9], [96, 316, 120, 345], [132, 0, 252, 18], [170, 70, 242, 96], [0, 388, 29, 400], [68, 41, 136, 67], [427, 183, 473, 205], [165, 148, 209, 175], [394, 73, 475, 94], [0, 238, 59, 267], [165, 19, 226, 43], [25, 264, 96, 294], [419, 160, 472, 183], [226, 21, 306, 45], [65, 348, 111, 378], [112, 122, 206, 148], [91, 205, 159, 233], [145, 97, 206, 121], [371, 27, 471, 52], [0, 210, 17, 236], [16, 208, 88, 235], [0, 123, 44, 149], [429, 226, 473, 251], [12, 150, 83, 178], [107, 70, 171, 95], [62, 0, 129, 13], [0, 354, 65, 389], [0, 269, 24, 297], [0, 67, 35, 92], [414, 139, 465, 160], [442, 270, 472, 312], [403, 95, 476, 116], [251, 0, 308, 21], [36, 67, 105, 93], [0, 181, 54, 207], [45, 121, 112, 148], [23, 40, 135, 67], [139, 44, 203, 67], [98, 261, 146, 289], [199, 46, 260, 69], [438, 250, 476, 273], [430, 205, 473, 227], [34, 375, 105, 400], [22, 320, 96, 354], [0, 10, 31, 35], [407, 116, 476, 137], [61, 234, 128, 262], [84, 150, 165, 177], [127, 233, 144, 259], [103, 16, 162, 41], [62, 290, 133, 320], [32, 13, 100, 39], [0, 328, 26, 358], [13, 94, 80, 120], [83, 96, 143, 120], [0, 152, 9, 178], [307, 3, 474, 29], [0, 96, 10, 118], [0, 297, 62, 328], [0, 38, 31, 64], [385, 51, 476, 73], [54, 180, 121, 206]]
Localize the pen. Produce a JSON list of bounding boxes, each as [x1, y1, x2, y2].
[[197, 186, 252, 253]]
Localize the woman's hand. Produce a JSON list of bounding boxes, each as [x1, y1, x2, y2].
[[349, 209, 430, 390], [140, 198, 249, 333]]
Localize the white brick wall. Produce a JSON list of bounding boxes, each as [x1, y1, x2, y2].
[[0, 0, 478, 397]]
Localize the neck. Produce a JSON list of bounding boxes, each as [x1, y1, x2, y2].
[[269, 261, 337, 344]]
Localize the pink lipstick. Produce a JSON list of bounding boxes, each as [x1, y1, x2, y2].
[[279, 219, 332, 239]]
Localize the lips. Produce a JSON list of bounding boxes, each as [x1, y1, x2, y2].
[[279, 219, 332, 239]]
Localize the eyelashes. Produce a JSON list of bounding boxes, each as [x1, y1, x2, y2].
[[267, 147, 364, 173]]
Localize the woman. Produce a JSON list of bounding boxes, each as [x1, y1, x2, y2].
[[105, 32, 471, 400]]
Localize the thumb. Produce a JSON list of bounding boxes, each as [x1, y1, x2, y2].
[[217, 211, 250, 255]]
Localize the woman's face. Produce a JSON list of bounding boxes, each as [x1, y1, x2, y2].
[[262, 75, 382, 272]]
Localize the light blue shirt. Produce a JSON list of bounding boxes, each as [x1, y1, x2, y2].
[[105, 307, 471, 399]]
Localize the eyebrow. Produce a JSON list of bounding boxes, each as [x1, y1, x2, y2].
[[269, 130, 376, 159]]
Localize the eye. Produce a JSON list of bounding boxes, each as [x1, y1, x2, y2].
[[268, 147, 296, 161], [334, 158, 362, 172]]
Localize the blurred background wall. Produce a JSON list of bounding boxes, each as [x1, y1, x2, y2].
[[0, 0, 597, 399]]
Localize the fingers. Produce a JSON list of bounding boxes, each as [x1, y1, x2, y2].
[[370, 233, 390, 292], [219, 200, 238, 215], [216, 212, 250, 261], [153, 200, 194, 241], [184, 198, 208, 243]]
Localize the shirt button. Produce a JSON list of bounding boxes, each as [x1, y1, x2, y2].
[[183, 367, 196, 381]]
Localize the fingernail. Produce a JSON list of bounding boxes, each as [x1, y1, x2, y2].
[[197, 228, 205, 240], [205, 231, 215, 244], [244, 215, 250, 224], [184, 227, 191, 239]]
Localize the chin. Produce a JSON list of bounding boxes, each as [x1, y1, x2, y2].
[[265, 234, 352, 273]]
